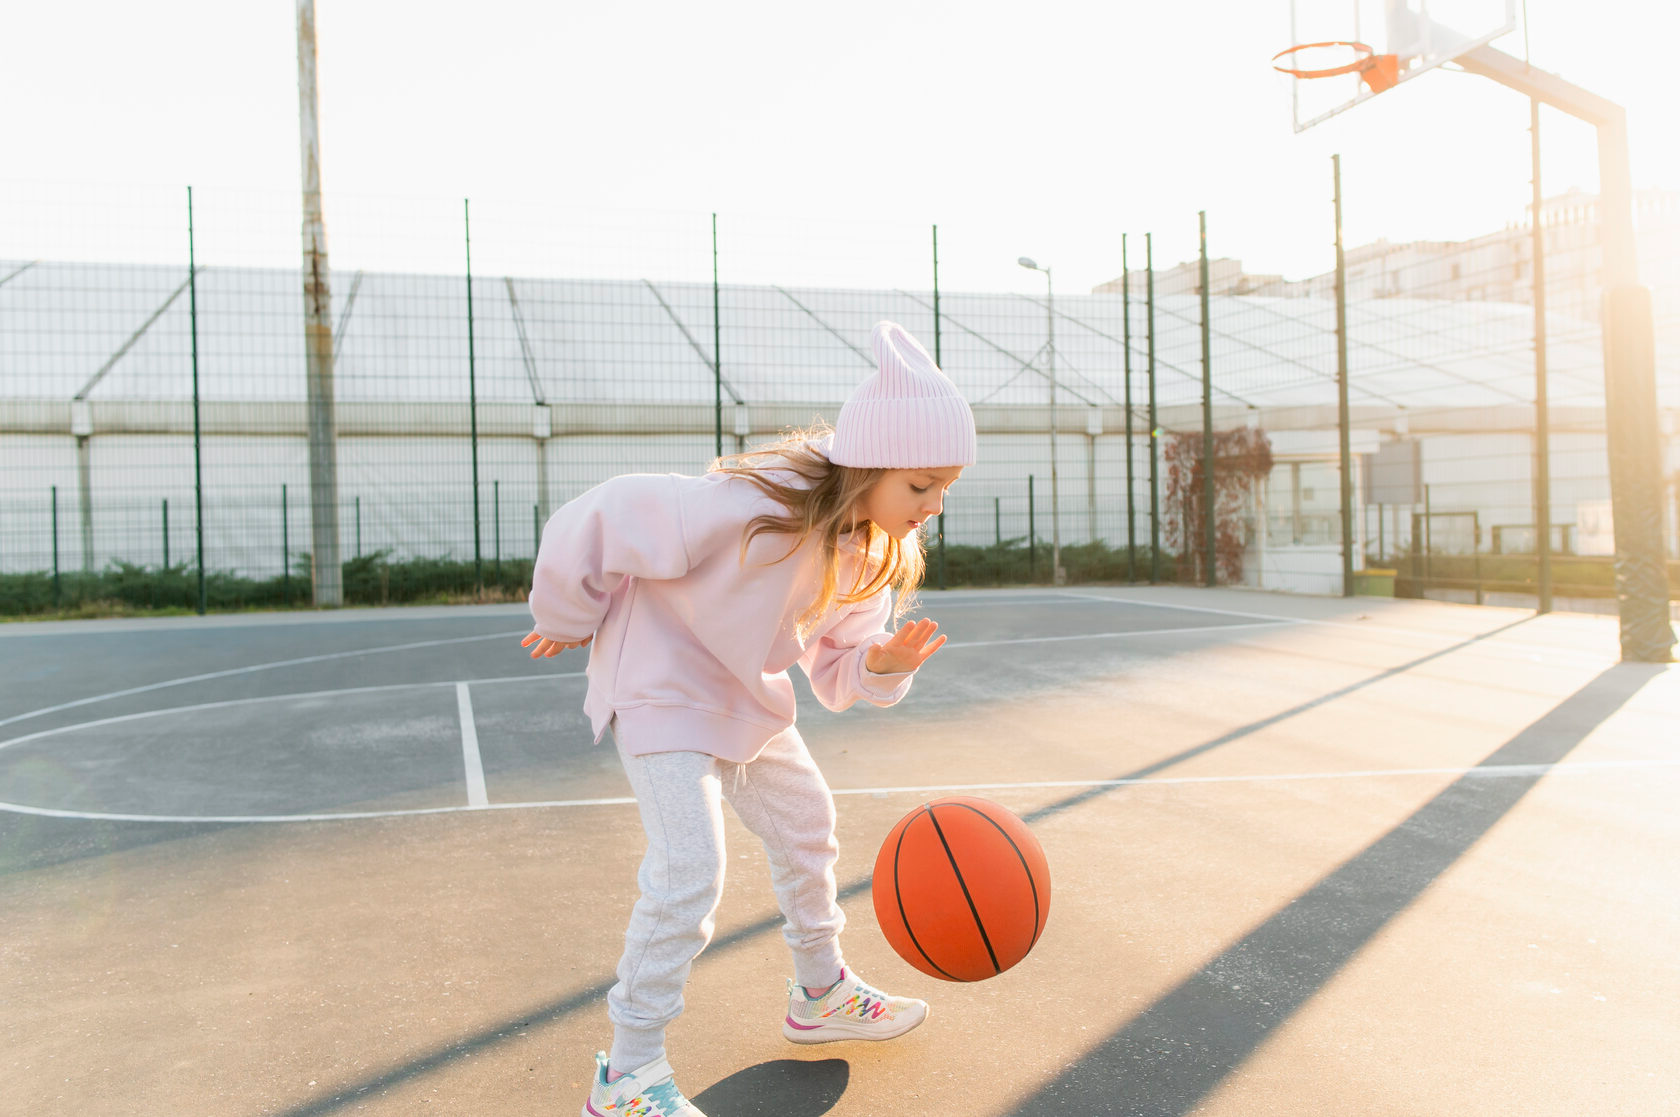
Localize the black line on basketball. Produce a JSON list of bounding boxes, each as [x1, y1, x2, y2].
[[946, 801, 1044, 949], [892, 808, 957, 982], [926, 804, 1001, 975]]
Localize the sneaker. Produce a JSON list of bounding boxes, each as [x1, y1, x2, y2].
[[782, 966, 929, 1044], [582, 1051, 706, 1117]]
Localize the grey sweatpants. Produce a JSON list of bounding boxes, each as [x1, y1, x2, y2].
[[607, 720, 846, 1071]]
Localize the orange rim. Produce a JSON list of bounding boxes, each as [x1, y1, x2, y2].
[[1272, 41, 1399, 93], [1270, 40, 1375, 79]]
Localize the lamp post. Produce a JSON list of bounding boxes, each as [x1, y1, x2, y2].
[[1018, 256, 1062, 584]]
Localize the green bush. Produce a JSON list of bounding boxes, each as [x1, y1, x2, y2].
[[1, 551, 539, 619], [922, 538, 1176, 588], [1391, 553, 1680, 598], [2, 539, 1175, 620]]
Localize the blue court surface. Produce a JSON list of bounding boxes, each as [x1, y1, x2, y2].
[[3, 586, 1676, 1115]]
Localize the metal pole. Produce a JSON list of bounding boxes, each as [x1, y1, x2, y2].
[[188, 186, 206, 616], [994, 497, 1001, 547], [1454, 43, 1672, 659], [1333, 158, 1355, 597], [1122, 233, 1136, 582], [1199, 212, 1217, 587], [162, 498, 169, 569], [355, 494, 361, 559], [1595, 115, 1671, 658], [282, 483, 290, 604], [533, 503, 541, 558], [297, 0, 342, 607], [466, 198, 483, 593], [76, 434, 93, 574], [1530, 99, 1553, 614], [494, 479, 501, 583], [712, 213, 722, 459], [932, 224, 942, 366], [1147, 233, 1160, 584]]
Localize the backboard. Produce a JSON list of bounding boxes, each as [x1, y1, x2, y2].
[[1282, 0, 1519, 131]]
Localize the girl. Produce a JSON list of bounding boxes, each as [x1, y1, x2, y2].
[[522, 321, 976, 1117]]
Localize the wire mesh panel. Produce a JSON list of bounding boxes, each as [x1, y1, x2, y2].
[[2, 179, 1676, 615]]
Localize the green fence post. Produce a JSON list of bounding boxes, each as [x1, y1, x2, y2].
[[533, 503, 541, 558], [465, 197, 483, 594], [162, 498, 169, 569], [355, 494, 362, 559], [1199, 211, 1217, 587], [1146, 233, 1161, 584], [51, 486, 61, 608], [994, 497, 1001, 547], [1028, 474, 1037, 582], [1473, 511, 1484, 605], [937, 511, 947, 590], [1333, 157, 1355, 598], [712, 213, 723, 459], [1530, 100, 1554, 615], [494, 479, 501, 584], [932, 224, 941, 366], [188, 185, 206, 616], [282, 483, 290, 605], [1122, 233, 1137, 583]]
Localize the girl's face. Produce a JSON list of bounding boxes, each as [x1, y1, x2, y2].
[[856, 466, 965, 540]]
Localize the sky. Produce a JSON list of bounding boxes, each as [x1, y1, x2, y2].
[[5, 0, 1677, 295]]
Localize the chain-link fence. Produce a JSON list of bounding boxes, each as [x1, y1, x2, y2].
[[3, 179, 1677, 631]]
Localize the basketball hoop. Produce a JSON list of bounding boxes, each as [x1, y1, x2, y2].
[[1272, 41, 1400, 94]]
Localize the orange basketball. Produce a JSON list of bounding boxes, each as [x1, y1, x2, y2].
[[871, 796, 1051, 982]]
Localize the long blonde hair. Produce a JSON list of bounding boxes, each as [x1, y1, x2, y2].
[[710, 423, 925, 639]]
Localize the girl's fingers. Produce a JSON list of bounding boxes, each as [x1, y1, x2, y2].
[[521, 632, 540, 647]]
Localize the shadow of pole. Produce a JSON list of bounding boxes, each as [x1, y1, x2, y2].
[[1020, 616, 1537, 827], [1005, 662, 1665, 1117]]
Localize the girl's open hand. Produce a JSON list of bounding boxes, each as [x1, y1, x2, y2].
[[864, 617, 946, 675], [521, 630, 593, 659]]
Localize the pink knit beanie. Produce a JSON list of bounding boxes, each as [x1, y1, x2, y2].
[[829, 321, 977, 469]]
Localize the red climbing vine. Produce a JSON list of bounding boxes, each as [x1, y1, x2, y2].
[[1162, 427, 1274, 583]]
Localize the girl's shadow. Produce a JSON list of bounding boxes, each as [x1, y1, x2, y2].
[[691, 1058, 849, 1116]]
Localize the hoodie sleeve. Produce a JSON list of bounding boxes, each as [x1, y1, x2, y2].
[[797, 589, 915, 712], [527, 473, 696, 641]]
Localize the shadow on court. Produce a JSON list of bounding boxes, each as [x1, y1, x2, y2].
[[1003, 661, 1665, 1117], [253, 613, 1603, 1117]]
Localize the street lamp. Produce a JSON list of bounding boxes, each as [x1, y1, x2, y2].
[[1018, 256, 1062, 584]]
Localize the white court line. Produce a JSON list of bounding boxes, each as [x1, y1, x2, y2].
[[2, 758, 1674, 824], [0, 672, 588, 754], [1049, 591, 1620, 664], [0, 629, 533, 730], [456, 683, 489, 808], [0, 618, 1282, 757], [1049, 591, 1310, 625], [950, 619, 1295, 649], [0, 621, 1279, 755]]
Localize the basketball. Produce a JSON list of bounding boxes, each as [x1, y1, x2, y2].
[[871, 796, 1050, 982]]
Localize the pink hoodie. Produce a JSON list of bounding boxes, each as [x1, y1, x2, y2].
[[528, 460, 915, 763]]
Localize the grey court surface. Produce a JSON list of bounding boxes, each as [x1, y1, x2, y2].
[[2, 587, 1676, 1117]]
